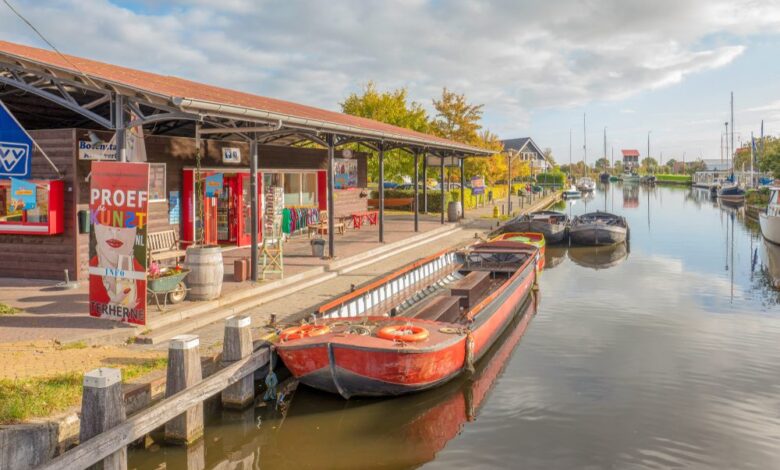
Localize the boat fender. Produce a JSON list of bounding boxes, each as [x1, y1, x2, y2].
[[377, 325, 429, 342], [464, 330, 475, 374], [279, 324, 331, 341]]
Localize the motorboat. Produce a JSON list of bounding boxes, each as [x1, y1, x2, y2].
[[600, 172, 610, 183], [640, 175, 656, 186], [495, 210, 569, 244], [759, 186, 780, 244], [577, 177, 596, 192], [622, 172, 640, 183], [563, 186, 582, 199], [276, 241, 540, 398], [569, 211, 629, 246], [609, 175, 620, 182]]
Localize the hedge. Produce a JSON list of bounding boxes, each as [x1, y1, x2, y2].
[[370, 185, 523, 212], [656, 174, 692, 184], [536, 172, 566, 186]]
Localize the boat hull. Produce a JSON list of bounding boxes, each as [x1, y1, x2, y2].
[[277, 258, 537, 398], [760, 212, 780, 245], [569, 225, 627, 246], [529, 220, 567, 244]]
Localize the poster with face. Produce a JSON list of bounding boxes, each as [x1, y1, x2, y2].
[[88, 161, 149, 325], [334, 158, 358, 189]]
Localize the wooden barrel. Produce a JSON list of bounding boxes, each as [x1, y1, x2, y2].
[[185, 246, 224, 300]]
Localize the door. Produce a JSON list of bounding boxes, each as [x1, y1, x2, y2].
[[237, 173, 262, 246]]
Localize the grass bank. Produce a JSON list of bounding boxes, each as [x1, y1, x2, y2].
[[655, 174, 692, 185], [0, 303, 20, 315], [0, 357, 167, 424]]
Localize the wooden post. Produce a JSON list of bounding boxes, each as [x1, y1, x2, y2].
[[80, 367, 126, 470], [165, 335, 203, 445], [413, 150, 419, 232], [221, 316, 254, 409], [378, 142, 385, 242]]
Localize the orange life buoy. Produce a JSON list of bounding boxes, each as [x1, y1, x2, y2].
[[377, 325, 429, 342], [279, 324, 331, 341]]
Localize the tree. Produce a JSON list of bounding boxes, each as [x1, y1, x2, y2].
[[758, 136, 780, 178], [341, 82, 430, 181], [665, 159, 677, 173], [641, 157, 658, 173], [431, 88, 484, 144], [543, 148, 557, 168], [594, 157, 610, 171]]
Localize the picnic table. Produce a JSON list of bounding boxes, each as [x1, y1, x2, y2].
[[351, 210, 379, 230]]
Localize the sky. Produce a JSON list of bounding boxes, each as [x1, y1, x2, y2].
[[2, 0, 780, 165]]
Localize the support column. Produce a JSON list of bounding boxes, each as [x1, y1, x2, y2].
[[422, 154, 428, 213], [114, 94, 126, 162], [326, 134, 336, 258], [165, 335, 203, 445], [413, 150, 419, 232], [507, 153, 512, 213], [250, 138, 258, 281], [460, 158, 465, 220], [378, 142, 385, 243], [80, 368, 126, 470], [221, 316, 254, 409], [440, 156, 445, 224]]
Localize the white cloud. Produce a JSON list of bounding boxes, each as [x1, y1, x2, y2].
[[1, 0, 779, 136]]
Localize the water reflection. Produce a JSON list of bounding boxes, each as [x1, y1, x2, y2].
[[567, 243, 629, 270]]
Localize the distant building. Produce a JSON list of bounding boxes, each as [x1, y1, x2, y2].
[[621, 149, 640, 169], [701, 159, 731, 172], [502, 137, 550, 174]]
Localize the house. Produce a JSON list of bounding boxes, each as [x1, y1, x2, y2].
[[621, 149, 640, 169], [501, 137, 550, 174]]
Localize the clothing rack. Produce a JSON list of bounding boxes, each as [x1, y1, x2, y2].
[[282, 206, 320, 235]]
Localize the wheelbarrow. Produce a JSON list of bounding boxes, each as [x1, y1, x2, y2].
[[147, 268, 189, 311]]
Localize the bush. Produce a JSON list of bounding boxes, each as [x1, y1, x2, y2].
[[536, 172, 566, 187], [371, 185, 517, 212], [746, 187, 770, 207]]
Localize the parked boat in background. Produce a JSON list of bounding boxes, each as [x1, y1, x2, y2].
[[717, 184, 746, 204], [622, 172, 641, 183], [569, 211, 629, 246], [640, 175, 656, 186], [563, 186, 582, 199], [759, 186, 780, 244], [276, 241, 540, 398], [600, 172, 610, 183], [490, 232, 546, 270], [577, 177, 596, 192], [496, 211, 569, 244], [609, 175, 620, 182]]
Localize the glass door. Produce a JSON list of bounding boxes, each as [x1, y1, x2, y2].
[[237, 173, 262, 246]]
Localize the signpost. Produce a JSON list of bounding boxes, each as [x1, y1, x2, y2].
[[471, 175, 485, 195], [0, 100, 33, 179], [88, 161, 150, 326]]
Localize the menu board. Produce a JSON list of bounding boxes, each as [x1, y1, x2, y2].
[[149, 163, 166, 201]]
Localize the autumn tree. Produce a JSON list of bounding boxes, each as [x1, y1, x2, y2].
[[341, 82, 430, 182], [594, 157, 610, 171], [641, 157, 658, 173]]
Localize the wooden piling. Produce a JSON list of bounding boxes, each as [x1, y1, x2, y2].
[[165, 335, 204, 445], [80, 367, 126, 470], [221, 315, 255, 409]]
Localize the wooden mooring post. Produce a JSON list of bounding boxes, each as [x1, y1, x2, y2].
[[165, 334, 204, 445], [80, 367, 126, 470], [221, 315, 254, 409]]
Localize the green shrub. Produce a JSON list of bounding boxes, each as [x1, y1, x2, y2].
[[655, 174, 692, 184], [746, 187, 770, 207], [536, 172, 566, 187]]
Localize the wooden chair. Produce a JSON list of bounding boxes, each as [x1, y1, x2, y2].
[[308, 211, 345, 238]]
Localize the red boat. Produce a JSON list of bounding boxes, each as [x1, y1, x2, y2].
[[275, 240, 540, 398]]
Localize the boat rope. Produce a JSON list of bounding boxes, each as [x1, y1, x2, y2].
[[263, 348, 279, 402]]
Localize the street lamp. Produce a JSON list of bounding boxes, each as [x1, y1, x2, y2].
[[646, 130, 652, 172]]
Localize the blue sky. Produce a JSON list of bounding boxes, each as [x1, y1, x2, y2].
[[1, 0, 779, 165]]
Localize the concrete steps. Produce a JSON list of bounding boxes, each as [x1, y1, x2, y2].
[[134, 224, 460, 345]]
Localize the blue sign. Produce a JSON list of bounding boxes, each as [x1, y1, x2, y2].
[[0, 100, 33, 179], [9, 178, 37, 211], [205, 173, 223, 197]]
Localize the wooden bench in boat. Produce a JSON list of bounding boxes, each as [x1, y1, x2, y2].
[[148, 230, 186, 264], [412, 296, 462, 322], [450, 271, 491, 309]]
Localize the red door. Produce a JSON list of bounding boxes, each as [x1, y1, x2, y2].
[[237, 173, 262, 246]]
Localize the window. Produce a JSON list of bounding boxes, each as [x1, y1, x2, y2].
[[265, 171, 318, 207], [301, 173, 317, 205], [149, 163, 166, 202], [0, 180, 64, 235], [283, 173, 301, 206]]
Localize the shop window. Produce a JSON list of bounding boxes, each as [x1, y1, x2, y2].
[[0, 180, 64, 235], [149, 163, 166, 201], [283, 173, 301, 206], [266, 171, 318, 207], [301, 173, 317, 205]]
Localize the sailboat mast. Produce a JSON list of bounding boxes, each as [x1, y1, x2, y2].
[[603, 127, 607, 172], [583, 113, 587, 177], [569, 128, 572, 176], [730, 91, 734, 173]]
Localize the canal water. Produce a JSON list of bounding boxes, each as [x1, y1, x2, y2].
[[129, 184, 780, 470]]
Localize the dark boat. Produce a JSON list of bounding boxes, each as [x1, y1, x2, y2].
[[496, 210, 570, 244], [276, 241, 539, 398], [640, 175, 656, 186], [717, 184, 746, 204], [600, 172, 610, 183], [569, 211, 629, 246]]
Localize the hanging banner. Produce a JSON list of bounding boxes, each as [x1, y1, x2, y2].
[[9, 177, 37, 211], [334, 158, 358, 188], [88, 161, 149, 326], [205, 173, 223, 197], [0, 100, 34, 179], [471, 175, 485, 195], [126, 112, 147, 162]]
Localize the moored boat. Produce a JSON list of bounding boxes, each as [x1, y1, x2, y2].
[[495, 211, 569, 244], [490, 232, 546, 270], [640, 175, 656, 185], [759, 186, 780, 244], [609, 175, 620, 182], [600, 172, 610, 183], [622, 172, 640, 183], [569, 211, 629, 246], [563, 185, 582, 199], [276, 241, 540, 398], [717, 184, 746, 204], [577, 177, 596, 192]]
